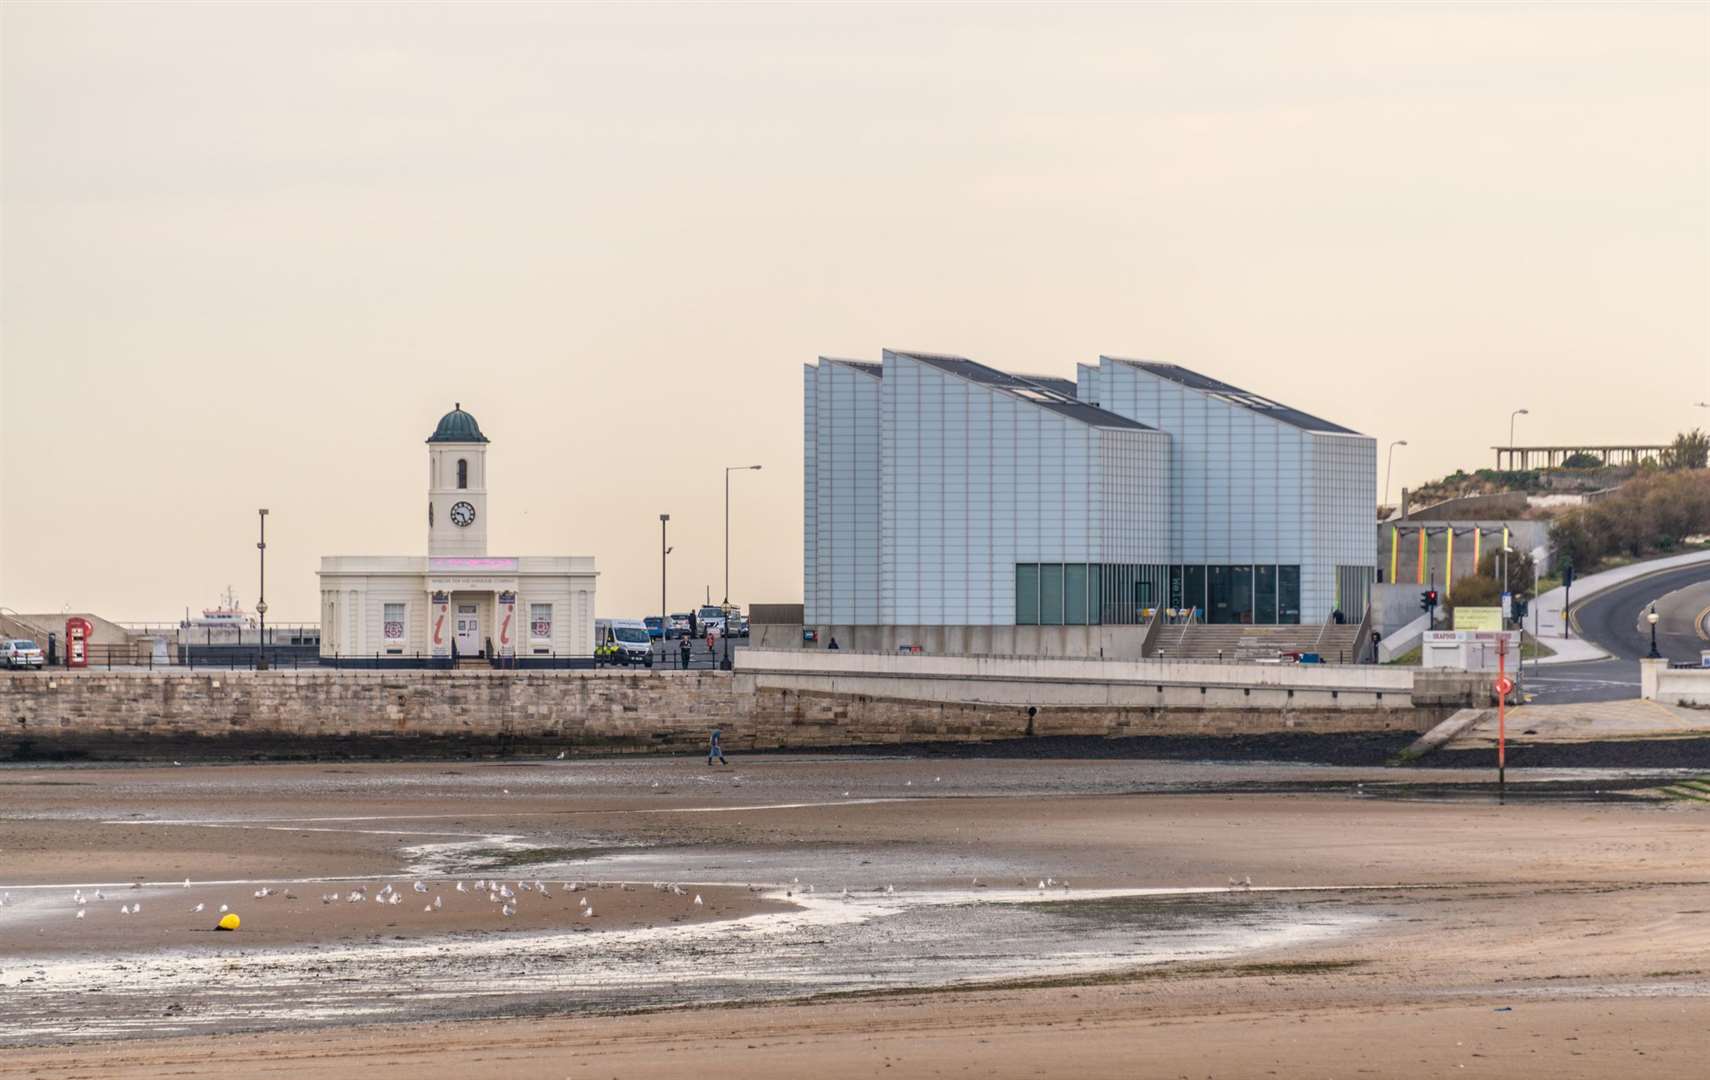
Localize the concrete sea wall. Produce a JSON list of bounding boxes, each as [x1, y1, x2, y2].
[[1, 653, 1449, 760]]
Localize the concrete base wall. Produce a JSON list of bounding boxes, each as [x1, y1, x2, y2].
[[1642, 659, 1710, 707], [810, 624, 1147, 659], [0, 665, 1440, 760]]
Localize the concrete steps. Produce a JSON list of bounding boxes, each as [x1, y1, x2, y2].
[[1157, 624, 1361, 662]]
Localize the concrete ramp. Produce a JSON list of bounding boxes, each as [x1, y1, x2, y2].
[[1439, 699, 1710, 749]]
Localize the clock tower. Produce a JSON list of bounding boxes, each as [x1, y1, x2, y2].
[[426, 403, 489, 558]]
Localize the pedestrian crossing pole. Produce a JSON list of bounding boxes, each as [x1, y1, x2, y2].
[[1495, 637, 1512, 805]]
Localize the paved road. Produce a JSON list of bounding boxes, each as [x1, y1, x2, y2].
[[1526, 561, 1710, 704]]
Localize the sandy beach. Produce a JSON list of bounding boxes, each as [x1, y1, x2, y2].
[[3, 755, 1706, 1077]]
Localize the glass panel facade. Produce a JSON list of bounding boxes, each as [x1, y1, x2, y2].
[[1208, 566, 1232, 624], [1184, 565, 1206, 617], [1231, 565, 1254, 624], [1279, 565, 1301, 624], [1038, 563, 1064, 625], [1064, 564, 1088, 625], [1016, 564, 1040, 625], [1256, 565, 1277, 624]]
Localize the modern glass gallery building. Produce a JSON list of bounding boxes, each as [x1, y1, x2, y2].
[[804, 350, 1376, 655]]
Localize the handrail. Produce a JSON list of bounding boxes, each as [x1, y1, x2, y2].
[[0, 607, 55, 642], [1311, 611, 1335, 653], [1350, 604, 1374, 665]]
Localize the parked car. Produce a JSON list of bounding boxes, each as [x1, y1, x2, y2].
[[734, 614, 750, 638], [643, 616, 664, 640], [2, 639, 45, 670], [594, 619, 654, 666], [667, 613, 692, 639], [697, 605, 727, 635]]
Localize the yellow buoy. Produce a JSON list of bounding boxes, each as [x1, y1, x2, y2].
[[216, 912, 240, 931]]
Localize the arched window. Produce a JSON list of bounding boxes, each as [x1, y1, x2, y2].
[[457, 459, 468, 489]]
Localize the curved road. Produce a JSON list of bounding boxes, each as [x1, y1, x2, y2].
[[1525, 560, 1710, 704]]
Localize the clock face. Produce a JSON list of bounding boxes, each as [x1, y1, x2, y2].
[[449, 501, 476, 528]]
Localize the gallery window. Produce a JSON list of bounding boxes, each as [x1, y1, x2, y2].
[[383, 602, 406, 653], [530, 603, 553, 641], [456, 459, 468, 490]]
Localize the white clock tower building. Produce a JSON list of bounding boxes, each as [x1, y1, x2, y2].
[[427, 403, 489, 558], [317, 404, 597, 665]]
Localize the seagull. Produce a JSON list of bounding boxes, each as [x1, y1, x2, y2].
[[120, 904, 131, 915], [455, 882, 467, 893], [413, 881, 428, 894], [75, 909, 85, 919], [934, 776, 942, 783], [94, 889, 105, 901], [693, 894, 703, 906], [194, 902, 206, 913], [347, 892, 363, 903], [388, 893, 402, 905], [76, 896, 87, 907], [500, 903, 515, 917], [474, 879, 486, 891], [219, 904, 229, 913], [582, 906, 593, 918], [133, 902, 141, 913], [433, 895, 442, 910], [556, 750, 566, 760], [885, 884, 895, 895], [183, 878, 191, 888]]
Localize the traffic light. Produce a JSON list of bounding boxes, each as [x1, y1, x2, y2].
[[1561, 564, 1574, 589], [1420, 589, 1438, 613], [1511, 597, 1529, 622]]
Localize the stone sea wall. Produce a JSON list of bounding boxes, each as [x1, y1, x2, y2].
[[0, 668, 1440, 760]]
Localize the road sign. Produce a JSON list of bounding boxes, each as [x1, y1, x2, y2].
[[1500, 591, 1512, 619], [1494, 675, 1514, 697]]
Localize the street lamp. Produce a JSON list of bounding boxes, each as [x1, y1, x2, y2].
[[1647, 605, 1661, 659], [1384, 440, 1407, 517], [255, 509, 269, 671], [659, 513, 671, 663], [1509, 408, 1529, 449], [723, 465, 762, 605]]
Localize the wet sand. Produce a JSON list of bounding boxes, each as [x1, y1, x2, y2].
[[3, 755, 1707, 1076]]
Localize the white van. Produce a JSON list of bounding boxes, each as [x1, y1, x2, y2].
[[595, 618, 654, 665]]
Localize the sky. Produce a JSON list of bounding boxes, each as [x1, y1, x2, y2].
[[2, 2, 1706, 622]]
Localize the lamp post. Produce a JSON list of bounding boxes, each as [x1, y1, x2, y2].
[[1508, 408, 1529, 450], [255, 509, 269, 671], [659, 513, 671, 662], [1647, 605, 1661, 659], [1384, 439, 1407, 517], [723, 465, 762, 605]]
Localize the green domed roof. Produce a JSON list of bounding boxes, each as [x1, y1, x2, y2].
[[427, 403, 489, 444]]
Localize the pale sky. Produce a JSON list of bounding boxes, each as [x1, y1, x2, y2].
[[3, 2, 1706, 623]]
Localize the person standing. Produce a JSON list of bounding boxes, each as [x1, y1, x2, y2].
[[707, 727, 727, 766], [679, 635, 692, 670], [827, 637, 840, 650]]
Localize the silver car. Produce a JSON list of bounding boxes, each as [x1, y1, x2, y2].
[[3, 639, 45, 669]]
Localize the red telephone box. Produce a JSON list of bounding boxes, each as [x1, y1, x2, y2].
[[65, 617, 93, 669]]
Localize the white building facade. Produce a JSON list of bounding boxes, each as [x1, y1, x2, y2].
[[805, 350, 1172, 655], [805, 350, 1376, 655], [318, 406, 597, 665], [1077, 359, 1377, 623]]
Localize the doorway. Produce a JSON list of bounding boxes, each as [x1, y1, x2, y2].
[[455, 603, 481, 656]]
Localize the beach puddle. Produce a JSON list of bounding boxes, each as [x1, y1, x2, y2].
[[0, 882, 1371, 1046]]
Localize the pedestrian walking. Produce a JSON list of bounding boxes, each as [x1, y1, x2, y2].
[[707, 727, 728, 766], [679, 636, 692, 670]]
